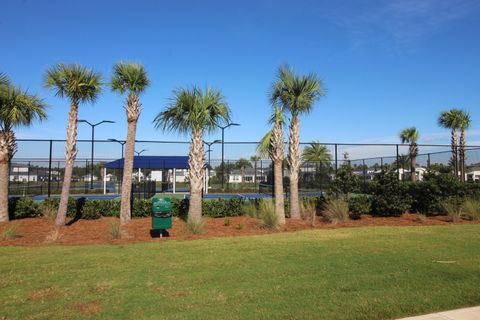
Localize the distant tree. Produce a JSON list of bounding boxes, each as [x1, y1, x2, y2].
[[110, 62, 150, 224], [0, 75, 47, 222], [235, 158, 252, 183], [271, 65, 324, 219], [155, 87, 230, 222], [331, 163, 359, 200], [250, 155, 261, 184], [438, 109, 462, 179], [399, 127, 419, 182], [44, 64, 101, 226], [457, 110, 471, 182]]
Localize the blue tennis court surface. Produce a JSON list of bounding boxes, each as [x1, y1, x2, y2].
[[31, 194, 120, 201], [201, 191, 324, 199]]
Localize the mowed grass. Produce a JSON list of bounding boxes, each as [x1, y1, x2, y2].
[[1, 225, 480, 320]]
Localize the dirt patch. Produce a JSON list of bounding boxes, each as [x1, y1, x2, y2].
[[73, 301, 102, 316], [29, 286, 63, 301], [0, 214, 478, 246]]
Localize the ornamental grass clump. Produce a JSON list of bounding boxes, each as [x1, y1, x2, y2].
[[258, 199, 279, 229], [441, 198, 462, 222], [108, 220, 121, 240], [2, 225, 21, 240], [242, 202, 258, 218], [186, 218, 204, 235], [461, 198, 480, 221], [300, 199, 317, 226], [322, 199, 349, 224]]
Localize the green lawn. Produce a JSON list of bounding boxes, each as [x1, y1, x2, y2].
[[1, 225, 480, 319]]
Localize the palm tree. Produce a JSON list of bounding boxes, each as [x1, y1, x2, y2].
[[250, 155, 261, 184], [271, 65, 324, 219], [456, 110, 471, 182], [399, 127, 419, 182], [438, 109, 462, 179], [257, 106, 286, 224], [154, 87, 230, 222], [110, 62, 150, 224], [0, 76, 46, 222], [236, 158, 252, 183], [44, 64, 102, 226]]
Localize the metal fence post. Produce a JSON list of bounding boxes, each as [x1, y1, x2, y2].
[[396, 144, 400, 179], [427, 153, 431, 168], [47, 140, 52, 198], [334, 144, 338, 176]]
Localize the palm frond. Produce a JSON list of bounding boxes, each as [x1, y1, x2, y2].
[[0, 72, 10, 87], [111, 62, 150, 95], [0, 86, 47, 131], [399, 127, 419, 144], [302, 141, 332, 162], [44, 63, 102, 105]]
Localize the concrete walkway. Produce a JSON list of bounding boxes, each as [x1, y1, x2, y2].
[[398, 306, 480, 320]]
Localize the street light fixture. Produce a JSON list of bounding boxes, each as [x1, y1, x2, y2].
[[108, 138, 126, 158], [216, 122, 240, 189], [77, 119, 115, 189], [204, 140, 222, 168]]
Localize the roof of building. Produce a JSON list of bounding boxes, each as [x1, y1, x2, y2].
[[104, 156, 189, 169]]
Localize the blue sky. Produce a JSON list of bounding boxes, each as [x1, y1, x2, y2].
[[1, 0, 480, 160]]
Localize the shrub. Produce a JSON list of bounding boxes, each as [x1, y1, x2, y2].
[[8, 197, 41, 219], [236, 223, 245, 230], [2, 225, 21, 240], [108, 220, 121, 239], [258, 199, 279, 229], [322, 199, 349, 224], [81, 200, 103, 220], [461, 198, 480, 221], [330, 163, 360, 199], [202, 197, 244, 217], [224, 217, 232, 226], [371, 171, 411, 216], [40, 197, 80, 218], [186, 218, 204, 234], [441, 197, 463, 222], [348, 195, 371, 219]]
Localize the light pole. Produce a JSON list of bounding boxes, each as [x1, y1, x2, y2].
[[204, 140, 221, 193], [108, 139, 126, 158], [78, 119, 115, 189], [217, 123, 240, 189], [135, 149, 147, 181]]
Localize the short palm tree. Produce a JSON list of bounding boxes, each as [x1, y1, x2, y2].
[[438, 109, 462, 179], [154, 87, 230, 222], [399, 127, 419, 182], [457, 110, 471, 182], [110, 62, 150, 224], [257, 106, 286, 224], [302, 141, 332, 181], [271, 65, 324, 219], [0, 76, 46, 222], [44, 64, 102, 226], [236, 158, 252, 183]]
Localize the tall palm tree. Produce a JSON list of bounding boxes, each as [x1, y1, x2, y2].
[[271, 65, 324, 219], [44, 64, 102, 226], [110, 62, 150, 224], [0, 76, 46, 222], [257, 106, 286, 224], [457, 110, 471, 182], [438, 109, 462, 179], [236, 158, 252, 183], [154, 87, 230, 222], [399, 127, 419, 182]]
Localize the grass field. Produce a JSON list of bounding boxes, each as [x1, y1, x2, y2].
[[1, 225, 480, 319]]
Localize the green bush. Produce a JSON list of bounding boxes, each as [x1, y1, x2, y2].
[[348, 195, 371, 219], [371, 171, 411, 217], [131, 199, 151, 218], [8, 197, 41, 219], [81, 200, 103, 220], [39, 197, 79, 218], [202, 197, 244, 217]]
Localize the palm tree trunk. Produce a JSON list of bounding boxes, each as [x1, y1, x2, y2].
[[451, 129, 459, 179], [273, 159, 285, 224], [410, 144, 416, 182], [56, 104, 78, 226], [270, 122, 285, 224], [120, 94, 141, 225], [0, 132, 10, 222], [188, 128, 204, 222], [460, 129, 466, 182], [288, 116, 301, 219]]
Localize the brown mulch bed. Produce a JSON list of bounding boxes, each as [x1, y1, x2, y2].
[[0, 214, 478, 246]]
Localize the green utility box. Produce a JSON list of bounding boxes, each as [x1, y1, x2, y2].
[[151, 197, 173, 237]]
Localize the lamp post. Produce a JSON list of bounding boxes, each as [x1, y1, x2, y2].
[[108, 138, 126, 158], [217, 123, 240, 189], [78, 119, 115, 189], [204, 140, 221, 193], [135, 149, 147, 181]]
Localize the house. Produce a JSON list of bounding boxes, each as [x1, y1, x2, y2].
[[82, 174, 99, 182], [9, 165, 37, 182], [228, 168, 268, 183], [466, 170, 480, 181]]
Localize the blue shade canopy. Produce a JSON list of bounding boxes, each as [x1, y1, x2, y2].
[[104, 156, 189, 169]]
